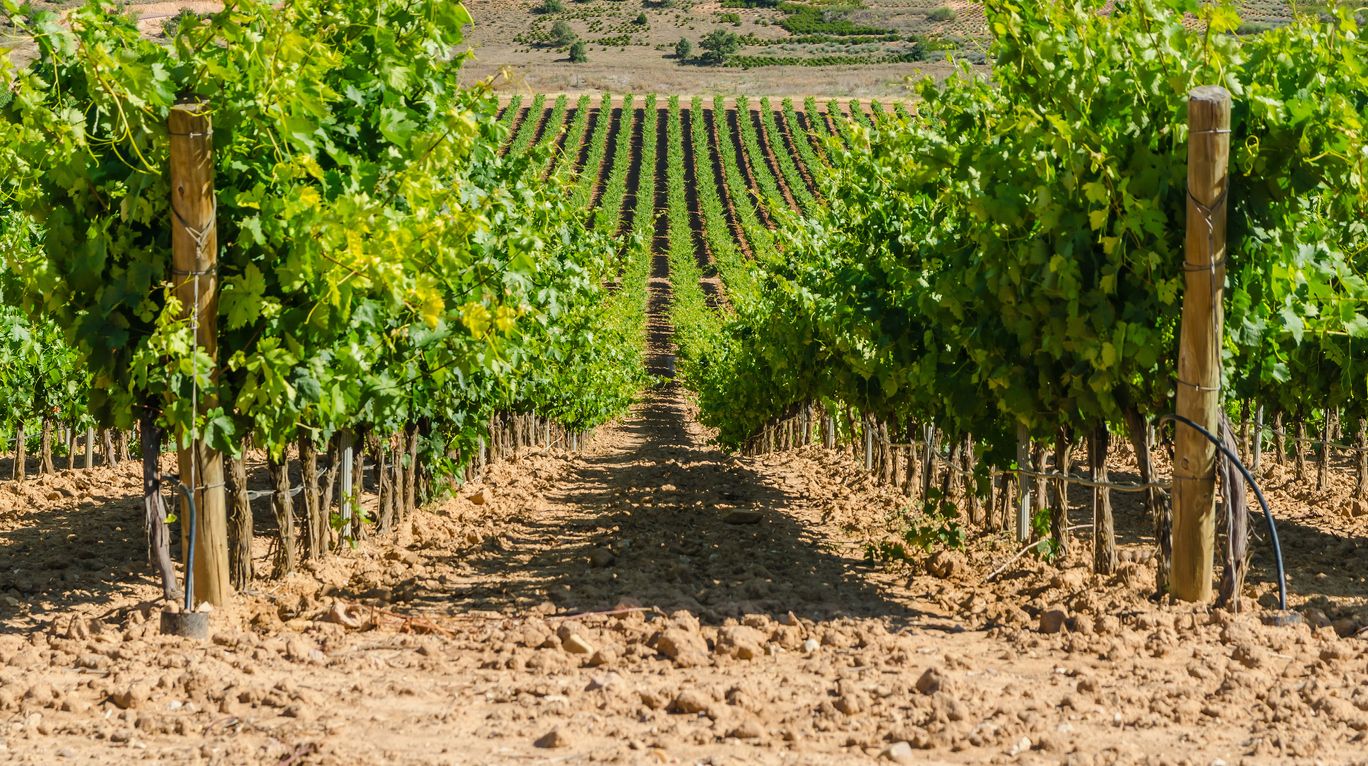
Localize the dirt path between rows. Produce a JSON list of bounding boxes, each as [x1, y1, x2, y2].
[[3, 376, 1366, 764]]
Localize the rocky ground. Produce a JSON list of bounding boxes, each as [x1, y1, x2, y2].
[[1, 382, 1367, 765]]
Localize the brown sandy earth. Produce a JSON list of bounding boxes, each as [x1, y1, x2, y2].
[[2, 380, 1367, 765], [458, 0, 963, 98]]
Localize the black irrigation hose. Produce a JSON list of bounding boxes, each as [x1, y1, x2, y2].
[[1158, 413, 1288, 612], [163, 475, 197, 613]]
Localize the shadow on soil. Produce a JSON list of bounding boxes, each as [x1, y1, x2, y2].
[[429, 384, 941, 631]]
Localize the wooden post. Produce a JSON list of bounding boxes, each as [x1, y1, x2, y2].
[[1172, 86, 1230, 603], [169, 103, 230, 609], [338, 431, 355, 543], [1015, 424, 1031, 543], [83, 428, 94, 470]]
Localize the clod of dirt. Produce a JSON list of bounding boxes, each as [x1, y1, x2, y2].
[[110, 682, 150, 710], [285, 637, 323, 664], [587, 547, 616, 568], [534, 728, 570, 748], [834, 692, 865, 715], [324, 601, 368, 629], [669, 689, 715, 717], [915, 667, 945, 695], [655, 628, 708, 667], [926, 550, 963, 580], [716, 625, 765, 660], [469, 488, 491, 506], [1038, 608, 1069, 634], [385, 548, 420, 566], [727, 716, 765, 740]]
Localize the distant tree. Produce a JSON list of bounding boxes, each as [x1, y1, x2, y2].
[[674, 38, 693, 60], [550, 20, 576, 46], [634, 12, 648, 25], [926, 6, 954, 22], [536, 0, 564, 13], [569, 40, 588, 62], [699, 29, 740, 65]]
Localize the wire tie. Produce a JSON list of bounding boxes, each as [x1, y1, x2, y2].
[[1175, 378, 1221, 392]]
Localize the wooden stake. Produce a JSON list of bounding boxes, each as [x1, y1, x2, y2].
[[338, 429, 355, 546], [1015, 425, 1031, 543], [169, 103, 230, 608], [1172, 86, 1230, 603]]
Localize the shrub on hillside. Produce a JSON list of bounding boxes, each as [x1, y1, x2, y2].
[[699, 29, 741, 64]]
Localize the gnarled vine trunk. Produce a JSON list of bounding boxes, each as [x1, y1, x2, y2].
[[1356, 417, 1368, 502], [376, 437, 394, 536], [1090, 425, 1116, 575], [101, 429, 116, 467], [139, 405, 180, 601], [224, 455, 254, 589], [1051, 429, 1074, 561], [298, 433, 326, 561], [1294, 418, 1307, 480], [39, 416, 54, 474], [12, 423, 25, 481], [403, 424, 419, 521], [266, 452, 297, 577]]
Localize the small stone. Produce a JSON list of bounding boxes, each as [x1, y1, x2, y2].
[[587, 548, 616, 568], [669, 689, 714, 717], [534, 728, 570, 748], [587, 648, 618, 667], [914, 667, 944, 695], [802, 638, 820, 653], [638, 690, 666, 710], [1039, 608, 1069, 634], [1009, 736, 1033, 755], [722, 510, 763, 525], [883, 741, 916, 763], [561, 633, 595, 655]]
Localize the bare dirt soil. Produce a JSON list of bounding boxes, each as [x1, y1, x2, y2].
[[458, 0, 962, 98], [2, 381, 1367, 765]]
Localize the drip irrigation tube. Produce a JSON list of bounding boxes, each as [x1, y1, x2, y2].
[[1158, 413, 1288, 612]]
